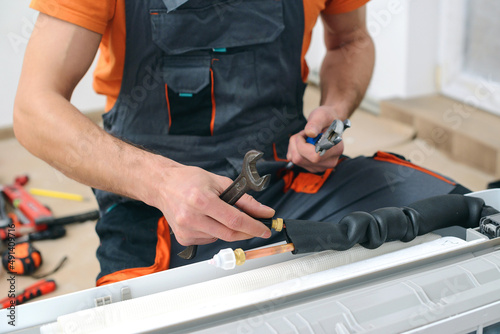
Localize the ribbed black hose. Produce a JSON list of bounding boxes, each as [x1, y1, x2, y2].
[[283, 194, 499, 254]]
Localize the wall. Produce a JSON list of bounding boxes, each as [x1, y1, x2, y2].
[[0, 1, 105, 130], [305, 0, 440, 109]]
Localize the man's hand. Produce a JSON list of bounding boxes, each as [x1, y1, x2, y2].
[[153, 164, 274, 246], [287, 106, 345, 173]]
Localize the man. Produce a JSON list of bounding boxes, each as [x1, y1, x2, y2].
[[14, 0, 467, 286]]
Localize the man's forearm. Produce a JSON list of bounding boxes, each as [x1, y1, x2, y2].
[[13, 91, 175, 208], [319, 12, 375, 119]]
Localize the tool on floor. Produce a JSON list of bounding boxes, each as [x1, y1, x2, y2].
[[34, 210, 100, 227], [0, 208, 99, 241], [1, 240, 68, 278], [0, 212, 68, 242], [177, 150, 271, 260], [29, 188, 86, 202], [18, 226, 67, 242], [2, 175, 52, 228], [0, 214, 34, 240], [0, 175, 100, 240], [0, 195, 10, 228], [306, 119, 351, 156], [2, 242, 42, 275], [0, 279, 57, 309]]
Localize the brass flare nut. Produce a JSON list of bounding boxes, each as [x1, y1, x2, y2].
[[272, 218, 284, 232], [234, 248, 246, 266]]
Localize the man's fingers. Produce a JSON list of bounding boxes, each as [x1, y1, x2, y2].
[[212, 174, 273, 237], [192, 215, 256, 243], [173, 216, 254, 245], [235, 193, 275, 219], [304, 110, 326, 137], [297, 136, 322, 163], [287, 131, 308, 161], [287, 129, 344, 172], [286, 133, 298, 161], [304, 119, 322, 138], [288, 132, 317, 166], [304, 107, 336, 138], [206, 196, 272, 239]]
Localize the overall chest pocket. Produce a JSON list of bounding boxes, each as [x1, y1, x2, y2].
[[150, 0, 285, 136], [151, 0, 284, 55]]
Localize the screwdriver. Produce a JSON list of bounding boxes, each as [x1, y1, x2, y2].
[[1, 279, 56, 308]]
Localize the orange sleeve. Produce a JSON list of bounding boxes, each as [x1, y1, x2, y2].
[[324, 0, 370, 15], [30, 0, 116, 34]]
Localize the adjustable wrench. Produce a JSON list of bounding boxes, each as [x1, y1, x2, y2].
[[177, 150, 271, 260]]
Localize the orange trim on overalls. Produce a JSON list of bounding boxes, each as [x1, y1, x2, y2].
[[289, 168, 334, 193], [282, 170, 295, 192], [279, 151, 344, 194], [165, 84, 172, 131], [281, 167, 334, 194], [209, 60, 218, 136], [373, 151, 456, 185], [209, 68, 216, 135], [96, 217, 171, 286]]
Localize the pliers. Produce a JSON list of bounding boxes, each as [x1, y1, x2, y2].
[[306, 119, 351, 156]]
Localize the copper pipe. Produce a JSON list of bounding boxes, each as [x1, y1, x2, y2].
[[243, 243, 295, 261]]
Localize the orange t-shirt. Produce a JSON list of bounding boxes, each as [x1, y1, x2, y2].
[[30, 0, 369, 111]]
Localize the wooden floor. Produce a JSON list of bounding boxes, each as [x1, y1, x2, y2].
[[0, 85, 497, 304]]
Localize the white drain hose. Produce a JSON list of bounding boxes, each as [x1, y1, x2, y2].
[[42, 234, 440, 334]]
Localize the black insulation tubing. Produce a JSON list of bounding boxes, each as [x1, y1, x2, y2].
[[282, 194, 498, 254]]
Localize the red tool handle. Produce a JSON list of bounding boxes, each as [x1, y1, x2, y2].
[[2, 175, 52, 226], [0, 279, 56, 309], [0, 214, 34, 240]]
